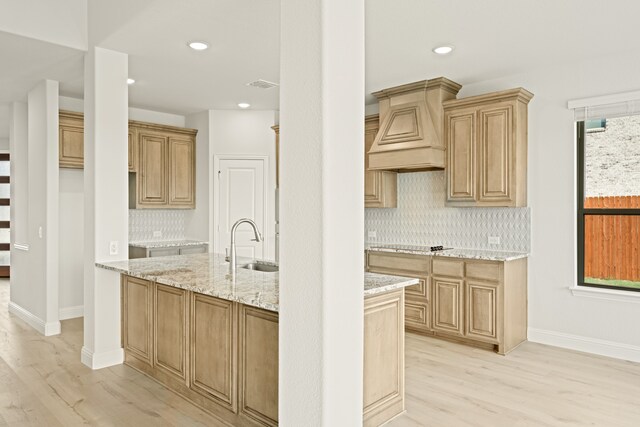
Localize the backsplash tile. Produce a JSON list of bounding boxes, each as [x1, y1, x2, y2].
[[365, 171, 530, 252], [129, 210, 186, 242]]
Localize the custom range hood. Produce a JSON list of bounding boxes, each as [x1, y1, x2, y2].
[[368, 77, 462, 171]]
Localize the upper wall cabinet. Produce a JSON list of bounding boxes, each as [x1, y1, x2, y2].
[[365, 115, 397, 208], [58, 111, 197, 209], [59, 111, 84, 169], [272, 117, 397, 208], [129, 121, 197, 209], [443, 88, 533, 207]]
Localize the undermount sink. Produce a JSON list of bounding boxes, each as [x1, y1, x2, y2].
[[240, 263, 279, 273]]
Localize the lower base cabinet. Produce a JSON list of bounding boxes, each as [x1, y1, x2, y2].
[[122, 276, 405, 426], [366, 252, 527, 355]]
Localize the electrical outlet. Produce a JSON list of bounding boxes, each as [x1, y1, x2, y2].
[[153, 230, 162, 238], [488, 236, 500, 245], [109, 241, 119, 255], [368, 230, 377, 241]]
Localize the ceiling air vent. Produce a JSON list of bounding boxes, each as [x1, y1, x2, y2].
[[246, 79, 279, 89]]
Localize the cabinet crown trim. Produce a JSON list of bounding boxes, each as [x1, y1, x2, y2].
[[443, 88, 534, 110]]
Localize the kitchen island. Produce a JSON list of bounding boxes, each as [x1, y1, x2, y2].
[[97, 253, 418, 427]]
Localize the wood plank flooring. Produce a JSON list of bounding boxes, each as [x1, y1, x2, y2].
[[1, 279, 640, 426]]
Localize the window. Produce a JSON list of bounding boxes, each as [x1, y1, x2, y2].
[[577, 116, 640, 292]]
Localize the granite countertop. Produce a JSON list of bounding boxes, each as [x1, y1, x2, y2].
[[367, 244, 528, 261], [128, 239, 208, 249], [96, 253, 418, 312]]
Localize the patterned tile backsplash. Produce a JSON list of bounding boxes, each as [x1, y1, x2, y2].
[[129, 210, 186, 242], [365, 171, 530, 252]]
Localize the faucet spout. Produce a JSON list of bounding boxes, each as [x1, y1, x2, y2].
[[229, 218, 263, 273]]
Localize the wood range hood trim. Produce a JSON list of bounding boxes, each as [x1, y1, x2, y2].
[[368, 77, 462, 172]]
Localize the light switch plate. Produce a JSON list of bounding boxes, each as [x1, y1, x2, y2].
[[488, 236, 500, 245], [109, 241, 119, 255]]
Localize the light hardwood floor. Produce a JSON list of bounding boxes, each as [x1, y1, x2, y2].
[[1, 279, 640, 426]]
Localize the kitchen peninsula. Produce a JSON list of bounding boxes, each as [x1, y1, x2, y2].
[[97, 253, 418, 427]]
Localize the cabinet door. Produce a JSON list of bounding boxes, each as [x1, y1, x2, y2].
[[138, 131, 168, 206], [432, 277, 464, 336], [190, 294, 237, 412], [154, 284, 189, 382], [128, 127, 137, 172], [446, 109, 476, 202], [465, 281, 500, 343], [169, 136, 195, 207], [59, 112, 84, 169], [179, 245, 207, 255], [148, 248, 180, 257], [122, 276, 153, 365], [239, 305, 278, 426], [363, 290, 404, 426], [365, 116, 397, 208], [478, 104, 513, 204]]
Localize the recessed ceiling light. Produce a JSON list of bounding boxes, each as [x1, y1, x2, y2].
[[127, 78, 136, 85], [433, 45, 454, 55], [238, 103, 251, 109], [188, 41, 209, 51]]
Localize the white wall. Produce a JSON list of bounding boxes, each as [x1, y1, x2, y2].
[[455, 51, 640, 361], [210, 110, 277, 259], [9, 80, 61, 336], [0, 138, 8, 151], [57, 95, 188, 319], [0, 0, 87, 50], [185, 111, 210, 243]]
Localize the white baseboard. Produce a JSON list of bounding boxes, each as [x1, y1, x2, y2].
[[81, 346, 124, 370], [8, 301, 61, 336], [59, 305, 84, 320], [528, 328, 640, 363]]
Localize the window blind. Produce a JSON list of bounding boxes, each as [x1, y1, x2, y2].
[[569, 90, 640, 121]]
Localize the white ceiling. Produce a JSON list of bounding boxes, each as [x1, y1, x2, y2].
[[2, 0, 640, 138]]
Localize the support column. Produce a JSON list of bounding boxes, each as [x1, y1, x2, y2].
[[279, 0, 365, 425], [82, 47, 129, 369]]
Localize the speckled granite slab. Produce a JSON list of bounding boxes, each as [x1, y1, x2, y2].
[[128, 240, 208, 249], [96, 253, 418, 312], [367, 244, 528, 261]]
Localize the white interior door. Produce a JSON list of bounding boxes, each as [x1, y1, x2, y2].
[[217, 158, 266, 259]]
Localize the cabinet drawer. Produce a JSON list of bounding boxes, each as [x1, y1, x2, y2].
[[367, 252, 430, 275], [406, 278, 429, 299], [179, 245, 207, 255], [148, 248, 180, 257], [405, 301, 430, 330], [466, 262, 502, 282], [432, 258, 464, 278]]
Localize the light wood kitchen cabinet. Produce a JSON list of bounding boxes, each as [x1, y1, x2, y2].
[[465, 280, 500, 343], [128, 127, 137, 172], [239, 305, 279, 427], [366, 251, 528, 354], [365, 115, 397, 208], [363, 289, 405, 427], [59, 110, 84, 169], [137, 130, 168, 206], [154, 284, 189, 383], [130, 122, 197, 209], [169, 136, 196, 206], [59, 110, 140, 171], [122, 276, 153, 366], [366, 251, 431, 332], [57, 111, 197, 209], [443, 88, 533, 207], [432, 277, 464, 336], [190, 293, 237, 413]]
